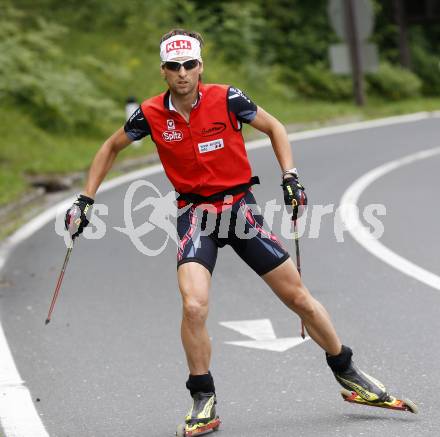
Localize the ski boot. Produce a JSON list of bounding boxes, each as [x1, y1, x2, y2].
[[176, 392, 221, 437], [329, 346, 418, 414], [334, 360, 390, 403]]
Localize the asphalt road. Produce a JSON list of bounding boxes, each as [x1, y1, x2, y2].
[[1, 116, 439, 437]]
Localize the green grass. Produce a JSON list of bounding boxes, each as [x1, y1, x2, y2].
[[0, 105, 156, 206]]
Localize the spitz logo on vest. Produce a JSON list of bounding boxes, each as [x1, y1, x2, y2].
[[166, 40, 192, 53], [167, 119, 175, 130], [162, 130, 183, 142]]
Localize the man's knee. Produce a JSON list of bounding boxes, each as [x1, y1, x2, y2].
[[182, 295, 209, 323], [288, 285, 315, 316]]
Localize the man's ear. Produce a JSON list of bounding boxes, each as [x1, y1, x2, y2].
[[160, 64, 166, 79], [198, 61, 204, 75]]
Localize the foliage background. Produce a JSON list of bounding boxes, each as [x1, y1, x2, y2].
[[0, 0, 439, 206]]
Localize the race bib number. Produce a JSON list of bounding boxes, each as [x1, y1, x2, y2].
[[198, 138, 224, 154]]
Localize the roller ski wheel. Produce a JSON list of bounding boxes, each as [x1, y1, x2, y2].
[[341, 388, 418, 414], [176, 417, 221, 437]]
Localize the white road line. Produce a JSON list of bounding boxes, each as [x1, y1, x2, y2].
[[0, 323, 49, 437], [250, 111, 439, 151], [0, 111, 438, 436], [340, 146, 440, 291]]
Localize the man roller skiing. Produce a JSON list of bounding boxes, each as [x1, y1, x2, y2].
[[65, 29, 397, 435]]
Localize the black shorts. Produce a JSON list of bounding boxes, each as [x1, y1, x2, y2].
[[177, 190, 290, 275]]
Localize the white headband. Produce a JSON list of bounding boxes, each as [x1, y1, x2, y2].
[[160, 35, 201, 62]]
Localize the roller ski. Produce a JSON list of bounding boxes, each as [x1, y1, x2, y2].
[[340, 388, 418, 413], [334, 359, 418, 414], [176, 392, 221, 437]]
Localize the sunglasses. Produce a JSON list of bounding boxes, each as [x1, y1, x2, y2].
[[163, 59, 199, 71]]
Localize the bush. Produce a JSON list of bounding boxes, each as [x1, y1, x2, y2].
[[366, 62, 422, 100], [293, 63, 353, 100], [411, 46, 440, 96], [0, 5, 120, 130]]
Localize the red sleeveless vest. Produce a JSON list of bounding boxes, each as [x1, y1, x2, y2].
[[141, 84, 252, 197]]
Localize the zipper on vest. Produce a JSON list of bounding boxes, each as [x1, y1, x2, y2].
[[186, 120, 201, 165], [174, 109, 201, 166]]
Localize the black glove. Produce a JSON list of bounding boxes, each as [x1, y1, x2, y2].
[[64, 194, 94, 240], [281, 172, 307, 221]]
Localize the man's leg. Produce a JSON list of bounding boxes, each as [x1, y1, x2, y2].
[[178, 261, 212, 375], [231, 192, 389, 402], [262, 257, 342, 355], [262, 258, 389, 402], [177, 261, 218, 429]]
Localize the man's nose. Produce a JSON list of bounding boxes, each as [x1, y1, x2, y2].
[[178, 66, 188, 77]]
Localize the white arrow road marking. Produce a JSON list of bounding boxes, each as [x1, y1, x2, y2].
[[220, 319, 276, 340], [225, 337, 309, 352], [220, 319, 310, 352]]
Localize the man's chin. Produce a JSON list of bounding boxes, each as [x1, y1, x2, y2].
[[174, 89, 190, 96], [171, 83, 196, 95]]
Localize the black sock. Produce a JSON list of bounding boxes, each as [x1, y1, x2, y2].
[[326, 345, 353, 373], [186, 371, 215, 396]]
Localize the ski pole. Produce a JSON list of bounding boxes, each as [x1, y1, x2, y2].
[[292, 216, 306, 339], [45, 239, 74, 325]]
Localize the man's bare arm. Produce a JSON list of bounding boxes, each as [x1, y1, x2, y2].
[[83, 127, 132, 198], [249, 106, 294, 175]]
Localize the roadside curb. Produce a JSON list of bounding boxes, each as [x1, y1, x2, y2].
[[0, 152, 161, 242]]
